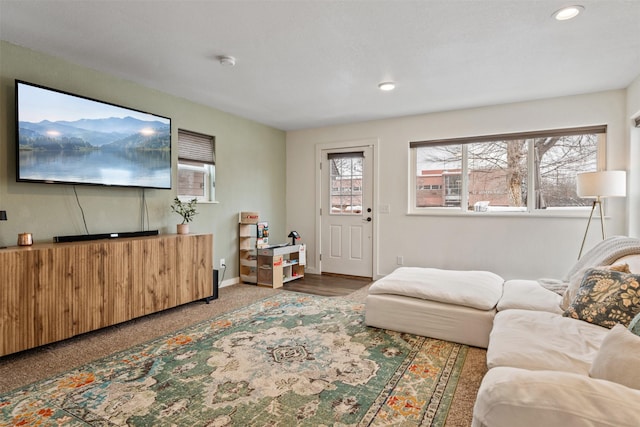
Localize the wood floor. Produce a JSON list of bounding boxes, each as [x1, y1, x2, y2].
[[282, 273, 372, 297]]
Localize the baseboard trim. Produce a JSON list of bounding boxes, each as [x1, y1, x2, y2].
[[220, 277, 241, 288]]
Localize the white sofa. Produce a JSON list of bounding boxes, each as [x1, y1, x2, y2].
[[472, 244, 640, 427], [365, 237, 640, 427]]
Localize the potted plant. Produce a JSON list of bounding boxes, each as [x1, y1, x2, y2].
[[171, 197, 198, 234]]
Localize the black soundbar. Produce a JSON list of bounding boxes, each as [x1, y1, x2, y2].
[[54, 230, 159, 243]]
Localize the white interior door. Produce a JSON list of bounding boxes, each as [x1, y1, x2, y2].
[[320, 147, 373, 277]]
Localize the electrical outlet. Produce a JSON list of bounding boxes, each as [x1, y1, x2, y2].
[[220, 258, 226, 268], [396, 256, 403, 265]]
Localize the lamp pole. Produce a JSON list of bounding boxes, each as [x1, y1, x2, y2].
[[578, 198, 605, 259]]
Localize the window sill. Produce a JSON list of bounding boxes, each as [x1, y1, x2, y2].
[[176, 198, 219, 204], [406, 208, 599, 219]]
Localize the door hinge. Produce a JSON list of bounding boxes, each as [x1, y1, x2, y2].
[[319, 162, 322, 170], [319, 208, 322, 216], [319, 253, 322, 261]]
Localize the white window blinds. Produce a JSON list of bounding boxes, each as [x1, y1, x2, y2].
[[178, 129, 215, 165]]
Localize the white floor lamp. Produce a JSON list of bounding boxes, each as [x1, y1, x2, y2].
[[576, 170, 627, 259]]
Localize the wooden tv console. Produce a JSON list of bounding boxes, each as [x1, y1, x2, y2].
[[0, 233, 213, 357]]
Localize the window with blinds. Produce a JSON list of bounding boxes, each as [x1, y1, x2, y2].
[[409, 125, 606, 213], [177, 129, 216, 202]]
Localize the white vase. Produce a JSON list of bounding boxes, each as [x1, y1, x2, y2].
[[177, 224, 189, 235]]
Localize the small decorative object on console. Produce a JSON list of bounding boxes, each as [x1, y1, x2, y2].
[[17, 232, 33, 246]]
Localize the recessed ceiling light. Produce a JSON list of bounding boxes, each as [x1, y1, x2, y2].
[[378, 82, 395, 91], [552, 5, 584, 21]]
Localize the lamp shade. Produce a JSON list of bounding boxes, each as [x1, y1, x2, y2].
[[576, 171, 627, 198]]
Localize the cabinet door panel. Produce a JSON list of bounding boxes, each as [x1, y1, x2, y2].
[[72, 243, 105, 334], [0, 251, 37, 355], [0, 248, 74, 354], [101, 240, 135, 326], [175, 234, 212, 304], [36, 247, 74, 345], [141, 238, 174, 313]]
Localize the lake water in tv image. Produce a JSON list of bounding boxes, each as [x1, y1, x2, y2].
[[19, 149, 171, 188]]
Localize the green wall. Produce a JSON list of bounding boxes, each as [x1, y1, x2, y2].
[[0, 41, 287, 281]]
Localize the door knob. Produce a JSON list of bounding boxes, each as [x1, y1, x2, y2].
[[365, 217, 372, 222]]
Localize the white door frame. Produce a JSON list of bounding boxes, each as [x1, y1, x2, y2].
[[315, 138, 379, 279]]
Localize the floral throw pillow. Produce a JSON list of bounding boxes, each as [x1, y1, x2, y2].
[[562, 268, 640, 328], [560, 263, 631, 310]]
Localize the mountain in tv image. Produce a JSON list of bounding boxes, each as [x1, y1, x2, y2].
[[18, 116, 170, 151]]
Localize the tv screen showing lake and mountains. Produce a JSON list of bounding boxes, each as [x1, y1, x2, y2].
[[17, 81, 171, 189]]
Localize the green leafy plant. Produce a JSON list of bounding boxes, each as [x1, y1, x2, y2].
[[171, 197, 198, 224]]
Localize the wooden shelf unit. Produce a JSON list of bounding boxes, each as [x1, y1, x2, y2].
[[0, 233, 213, 357], [238, 212, 268, 284], [257, 244, 305, 288], [239, 223, 258, 283]]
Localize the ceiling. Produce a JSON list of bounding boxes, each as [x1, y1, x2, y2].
[[1, 1, 639, 131]]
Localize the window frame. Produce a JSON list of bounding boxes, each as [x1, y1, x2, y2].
[[177, 129, 217, 203], [409, 126, 606, 216]]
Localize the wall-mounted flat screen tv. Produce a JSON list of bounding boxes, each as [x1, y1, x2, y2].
[[16, 80, 171, 189]]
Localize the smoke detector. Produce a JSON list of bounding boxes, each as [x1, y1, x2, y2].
[[217, 55, 236, 67]]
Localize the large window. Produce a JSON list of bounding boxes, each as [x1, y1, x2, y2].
[[177, 129, 215, 202], [410, 126, 604, 213]]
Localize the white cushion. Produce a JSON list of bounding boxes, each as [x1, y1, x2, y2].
[[487, 309, 608, 374], [473, 367, 640, 427], [368, 267, 503, 310], [590, 324, 640, 390], [497, 279, 563, 313]]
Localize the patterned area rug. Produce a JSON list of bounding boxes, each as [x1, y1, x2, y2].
[[1, 293, 468, 426]]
